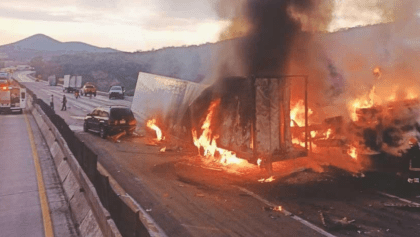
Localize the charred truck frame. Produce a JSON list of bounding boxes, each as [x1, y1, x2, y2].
[[188, 75, 309, 170]]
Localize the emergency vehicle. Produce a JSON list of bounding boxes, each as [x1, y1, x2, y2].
[[0, 78, 27, 114]]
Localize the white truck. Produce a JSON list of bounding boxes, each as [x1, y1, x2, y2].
[[48, 75, 57, 86], [63, 75, 82, 93]]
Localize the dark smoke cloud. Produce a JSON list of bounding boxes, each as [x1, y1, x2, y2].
[[215, 0, 333, 78]]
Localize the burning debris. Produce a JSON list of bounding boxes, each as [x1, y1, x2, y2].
[[258, 176, 276, 183], [263, 205, 283, 212], [147, 119, 164, 142]]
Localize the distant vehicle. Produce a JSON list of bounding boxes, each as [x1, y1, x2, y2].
[[48, 75, 57, 86], [0, 72, 10, 79], [83, 106, 137, 138], [35, 75, 42, 82], [109, 86, 125, 99], [63, 75, 82, 93], [81, 83, 97, 97]]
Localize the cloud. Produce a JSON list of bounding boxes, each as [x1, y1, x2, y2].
[[77, 0, 122, 10], [0, 0, 227, 51], [0, 8, 78, 22], [153, 0, 218, 19]]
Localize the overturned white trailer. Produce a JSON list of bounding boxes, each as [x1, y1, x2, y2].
[[131, 72, 208, 127]]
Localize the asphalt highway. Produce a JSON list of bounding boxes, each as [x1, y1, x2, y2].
[[15, 71, 420, 237], [0, 110, 78, 237]]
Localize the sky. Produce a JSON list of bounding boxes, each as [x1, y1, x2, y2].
[[0, 0, 409, 52]]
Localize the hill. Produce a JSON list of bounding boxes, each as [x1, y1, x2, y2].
[[0, 34, 119, 60]]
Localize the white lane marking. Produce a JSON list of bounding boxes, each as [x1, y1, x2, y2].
[[234, 186, 337, 237], [377, 191, 420, 206]]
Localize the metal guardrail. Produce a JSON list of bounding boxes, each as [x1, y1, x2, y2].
[[23, 84, 150, 237]]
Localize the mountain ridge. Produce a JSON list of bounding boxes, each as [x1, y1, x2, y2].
[[0, 34, 120, 55]]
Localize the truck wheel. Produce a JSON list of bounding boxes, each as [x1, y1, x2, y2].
[[100, 126, 107, 139]]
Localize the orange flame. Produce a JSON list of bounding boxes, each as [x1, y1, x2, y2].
[[257, 158, 262, 168], [373, 66, 382, 78], [147, 119, 163, 141], [273, 206, 282, 212], [325, 128, 332, 139], [258, 176, 275, 183], [347, 146, 357, 160], [349, 86, 378, 121], [192, 99, 245, 166], [290, 100, 312, 127]]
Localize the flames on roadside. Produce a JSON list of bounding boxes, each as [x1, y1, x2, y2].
[[192, 99, 246, 166], [147, 119, 164, 141]]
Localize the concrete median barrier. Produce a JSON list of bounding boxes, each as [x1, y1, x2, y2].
[[19, 79, 164, 237], [26, 94, 122, 237]]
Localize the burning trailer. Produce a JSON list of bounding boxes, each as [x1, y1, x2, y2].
[[188, 76, 310, 170], [132, 72, 315, 171]]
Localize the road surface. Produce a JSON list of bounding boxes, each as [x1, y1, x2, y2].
[[0, 111, 78, 237]]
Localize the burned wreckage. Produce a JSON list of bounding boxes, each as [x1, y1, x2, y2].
[[132, 69, 420, 183], [187, 75, 309, 171]]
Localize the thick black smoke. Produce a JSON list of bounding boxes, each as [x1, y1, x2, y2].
[[235, 0, 325, 75]]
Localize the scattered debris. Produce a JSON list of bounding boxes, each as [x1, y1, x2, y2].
[[352, 173, 365, 178], [320, 212, 356, 230], [132, 132, 144, 137], [273, 206, 282, 212], [160, 147, 166, 152], [146, 208, 152, 212], [109, 130, 126, 143], [195, 193, 205, 197], [163, 193, 169, 198], [263, 206, 283, 212], [258, 176, 276, 183], [146, 141, 158, 146]]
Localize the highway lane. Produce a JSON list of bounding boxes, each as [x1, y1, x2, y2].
[[14, 71, 133, 132], [0, 112, 78, 237], [0, 113, 45, 237], [16, 71, 420, 236]]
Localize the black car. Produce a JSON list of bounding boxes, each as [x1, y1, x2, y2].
[[83, 106, 137, 138]]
